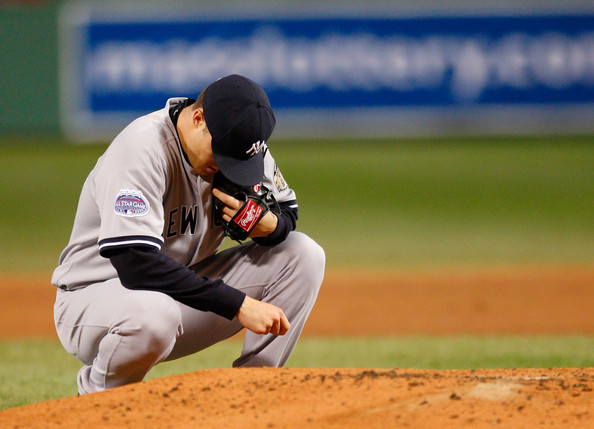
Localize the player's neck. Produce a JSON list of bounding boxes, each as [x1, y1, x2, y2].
[[176, 108, 191, 151]]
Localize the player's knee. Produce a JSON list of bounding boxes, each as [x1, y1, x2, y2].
[[122, 292, 182, 356], [285, 232, 325, 288]]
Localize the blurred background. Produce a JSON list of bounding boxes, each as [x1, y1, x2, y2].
[[1, 0, 593, 410], [0, 0, 593, 273]]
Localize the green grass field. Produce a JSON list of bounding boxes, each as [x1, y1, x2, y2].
[[2, 336, 593, 410], [1, 135, 592, 272], [1, 135, 592, 410]]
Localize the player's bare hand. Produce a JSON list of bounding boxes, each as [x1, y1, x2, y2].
[[236, 296, 290, 336], [212, 188, 278, 237], [212, 188, 241, 221]]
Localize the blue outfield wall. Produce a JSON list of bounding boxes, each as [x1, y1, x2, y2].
[[58, 2, 594, 140]]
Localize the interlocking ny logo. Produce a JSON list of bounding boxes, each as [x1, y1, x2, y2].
[[246, 140, 266, 157]]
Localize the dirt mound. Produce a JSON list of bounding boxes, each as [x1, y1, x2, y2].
[[1, 266, 592, 427], [1, 367, 592, 428]]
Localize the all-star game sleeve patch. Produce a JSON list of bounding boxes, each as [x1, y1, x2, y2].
[[114, 189, 151, 217], [273, 164, 288, 192]]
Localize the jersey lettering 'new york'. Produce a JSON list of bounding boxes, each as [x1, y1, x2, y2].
[[51, 98, 297, 291], [166, 205, 199, 238]]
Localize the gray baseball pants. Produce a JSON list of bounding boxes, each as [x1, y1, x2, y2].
[[54, 232, 325, 394]]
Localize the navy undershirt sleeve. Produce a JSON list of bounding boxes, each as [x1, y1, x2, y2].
[[106, 246, 246, 320]]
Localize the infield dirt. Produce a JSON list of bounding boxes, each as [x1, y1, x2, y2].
[[0, 266, 592, 428]]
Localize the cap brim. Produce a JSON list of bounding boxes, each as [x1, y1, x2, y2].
[[212, 147, 264, 187]]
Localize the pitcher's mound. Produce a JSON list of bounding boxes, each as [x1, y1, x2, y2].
[[1, 367, 592, 428]]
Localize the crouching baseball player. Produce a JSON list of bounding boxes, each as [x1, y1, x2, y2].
[[51, 74, 325, 394]]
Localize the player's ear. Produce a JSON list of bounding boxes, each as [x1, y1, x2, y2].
[[191, 108, 206, 128]]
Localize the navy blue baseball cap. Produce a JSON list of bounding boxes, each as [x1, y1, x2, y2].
[[203, 74, 276, 187]]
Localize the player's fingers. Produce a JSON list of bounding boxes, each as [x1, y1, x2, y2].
[[265, 313, 282, 336], [222, 205, 239, 218], [269, 319, 279, 336], [211, 187, 227, 200], [219, 208, 232, 222], [212, 188, 241, 209], [279, 313, 290, 335]]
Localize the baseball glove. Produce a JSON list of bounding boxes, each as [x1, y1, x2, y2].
[[212, 172, 279, 242]]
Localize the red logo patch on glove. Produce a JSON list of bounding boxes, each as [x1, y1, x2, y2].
[[234, 200, 264, 232]]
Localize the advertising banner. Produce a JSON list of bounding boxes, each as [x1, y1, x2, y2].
[[59, 3, 594, 139]]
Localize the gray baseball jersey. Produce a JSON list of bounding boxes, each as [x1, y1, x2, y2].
[[53, 86, 325, 395], [51, 98, 296, 291]]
